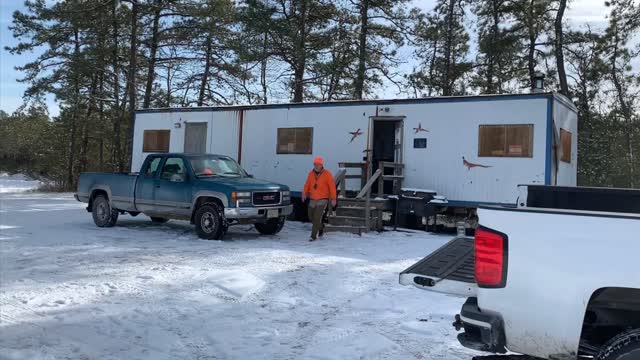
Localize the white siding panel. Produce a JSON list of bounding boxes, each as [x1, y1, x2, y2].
[[553, 98, 578, 186], [134, 96, 572, 206], [210, 111, 240, 159], [398, 99, 548, 204], [241, 106, 375, 192]]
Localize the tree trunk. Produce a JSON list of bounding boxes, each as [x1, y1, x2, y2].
[[555, 0, 568, 96], [67, 29, 81, 189], [527, 0, 537, 90], [166, 62, 172, 106], [442, 0, 456, 96], [610, 33, 635, 187], [198, 35, 212, 106], [112, 0, 122, 171], [127, 0, 138, 171], [353, 0, 369, 100], [428, 36, 438, 97], [292, 0, 308, 103], [485, 0, 500, 93], [143, 0, 162, 109], [261, 32, 268, 104], [80, 74, 100, 173], [98, 72, 105, 171]]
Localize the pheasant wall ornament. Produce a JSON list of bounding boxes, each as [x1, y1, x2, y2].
[[462, 156, 492, 170]]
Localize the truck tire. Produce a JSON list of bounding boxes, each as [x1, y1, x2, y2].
[[255, 217, 285, 235], [150, 217, 169, 224], [92, 195, 118, 227], [597, 328, 640, 360], [194, 203, 224, 240]]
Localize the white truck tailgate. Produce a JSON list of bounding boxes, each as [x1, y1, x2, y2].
[[400, 237, 477, 297]]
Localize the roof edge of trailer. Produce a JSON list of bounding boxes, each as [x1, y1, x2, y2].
[[552, 92, 578, 112], [136, 92, 565, 114]]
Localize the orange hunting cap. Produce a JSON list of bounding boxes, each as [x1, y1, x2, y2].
[[313, 157, 324, 165]]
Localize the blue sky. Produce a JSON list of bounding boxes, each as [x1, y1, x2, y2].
[[0, 0, 616, 117]]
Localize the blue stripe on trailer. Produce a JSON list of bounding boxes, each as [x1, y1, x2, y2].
[[545, 98, 553, 185], [444, 200, 517, 208]]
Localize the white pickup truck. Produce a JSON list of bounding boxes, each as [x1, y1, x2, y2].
[[400, 185, 640, 360]]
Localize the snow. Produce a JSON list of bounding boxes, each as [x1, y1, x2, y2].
[[430, 199, 449, 204], [0, 192, 482, 360], [401, 188, 437, 194], [0, 173, 41, 193]]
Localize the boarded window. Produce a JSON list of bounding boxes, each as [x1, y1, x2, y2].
[[277, 128, 313, 154], [143, 130, 170, 153], [560, 128, 572, 163], [479, 124, 533, 157]]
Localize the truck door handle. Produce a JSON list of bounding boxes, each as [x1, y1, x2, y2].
[[155, 185, 161, 188]]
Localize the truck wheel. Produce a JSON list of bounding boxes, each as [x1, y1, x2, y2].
[[92, 195, 118, 227], [195, 204, 224, 240], [150, 217, 169, 224], [255, 217, 285, 235], [597, 328, 640, 360]]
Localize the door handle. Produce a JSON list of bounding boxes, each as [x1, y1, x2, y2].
[[155, 185, 161, 188]]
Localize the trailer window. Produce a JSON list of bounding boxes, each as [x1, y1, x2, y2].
[[143, 130, 170, 153], [277, 128, 313, 154], [479, 124, 533, 157], [560, 128, 571, 163]]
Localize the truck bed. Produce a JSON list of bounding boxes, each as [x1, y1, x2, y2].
[[399, 237, 476, 296], [76, 172, 138, 211]]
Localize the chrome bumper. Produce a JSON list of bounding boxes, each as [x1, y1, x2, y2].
[[224, 204, 293, 219]]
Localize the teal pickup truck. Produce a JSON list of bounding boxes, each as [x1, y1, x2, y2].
[[75, 153, 292, 240]]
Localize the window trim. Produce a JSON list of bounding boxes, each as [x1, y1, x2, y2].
[[143, 129, 171, 153], [276, 127, 314, 155], [159, 156, 187, 181], [478, 124, 534, 158], [144, 156, 163, 178]]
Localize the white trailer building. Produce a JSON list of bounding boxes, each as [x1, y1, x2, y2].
[[132, 92, 577, 221]]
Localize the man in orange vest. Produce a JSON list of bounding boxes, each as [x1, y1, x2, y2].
[[302, 157, 337, 241]]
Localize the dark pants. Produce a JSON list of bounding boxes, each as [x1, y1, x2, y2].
[[308, 199, 328, 239]]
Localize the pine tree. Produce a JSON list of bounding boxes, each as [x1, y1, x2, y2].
[[511, 0, 554, 90], [472, 0, 524, 93], [408, 1, 472, 96], [241, 0, 336, 103], [600, 0, 640, 187], [349, 0, 412, 99]]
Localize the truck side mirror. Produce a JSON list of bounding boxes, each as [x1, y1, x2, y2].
[[248, 174, 254, 178]]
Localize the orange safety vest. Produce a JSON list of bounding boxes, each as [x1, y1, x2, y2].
[[303, 169, 337, 201]]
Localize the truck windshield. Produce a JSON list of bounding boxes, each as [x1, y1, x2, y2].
[[190, 156, 246, 178]]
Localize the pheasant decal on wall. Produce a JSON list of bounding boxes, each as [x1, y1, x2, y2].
[[349, 128, 363, 143], [413, 122, 429, 134], [463, 156, 492, 170]]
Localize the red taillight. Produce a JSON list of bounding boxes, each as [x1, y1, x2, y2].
[[475, 226, 508, 288]]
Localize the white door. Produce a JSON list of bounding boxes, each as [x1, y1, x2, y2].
[[184, 122, 208, 153]]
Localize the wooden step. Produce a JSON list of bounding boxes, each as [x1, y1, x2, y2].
[[323, 224, 366, 235], [328, 215, 378, 227], [337, 198, 388, 209], [335, 206, 378, 217]]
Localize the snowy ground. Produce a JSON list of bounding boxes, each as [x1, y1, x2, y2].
[[0, 173, 41, 193], [0, 193, 489, 360]]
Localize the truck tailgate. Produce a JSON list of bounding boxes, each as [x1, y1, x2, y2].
[[399, 237, 477, 297]]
